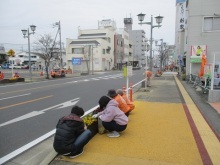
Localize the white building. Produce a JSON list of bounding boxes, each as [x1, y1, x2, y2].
[[8, 52, 40, 66], [66, 20, 116, 73]]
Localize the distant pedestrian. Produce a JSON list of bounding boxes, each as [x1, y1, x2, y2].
[[144, 69, 152, 87], [0, 71, 4, 80], [53, 106, 92, 158], [13, 72, 20, 78], [92, 96, 128, 138]]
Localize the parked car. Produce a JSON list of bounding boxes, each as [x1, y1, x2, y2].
[[1, 63, 10, 69], [21, 64, 29, 69], [9, 64, 21, 69]]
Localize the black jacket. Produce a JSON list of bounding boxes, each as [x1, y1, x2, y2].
[[53, 114, 84, 154]]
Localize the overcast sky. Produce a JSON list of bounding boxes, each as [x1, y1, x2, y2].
[[0, 0, 176, 52]]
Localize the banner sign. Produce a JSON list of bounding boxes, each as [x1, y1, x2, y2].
[[178, 2, 186, 31], [191, 45, 207, 57], [190, 57, 202, 63]]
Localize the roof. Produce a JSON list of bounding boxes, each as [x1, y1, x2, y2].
[[70, 40, 100, 45], [78, 33, 107, 39]]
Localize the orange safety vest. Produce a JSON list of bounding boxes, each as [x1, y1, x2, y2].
[[114, 94, 130, 113], [122, 94, 135, 111], [145, 71, 152, 78]]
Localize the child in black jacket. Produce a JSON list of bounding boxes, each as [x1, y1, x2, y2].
[[53, 106, 92, 158]]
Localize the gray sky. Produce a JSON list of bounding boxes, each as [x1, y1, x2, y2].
[[0, 0, 176, 52]]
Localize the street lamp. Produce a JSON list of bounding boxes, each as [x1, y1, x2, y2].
[[21, 25, 36, 81], [137, 13, 163, 71]]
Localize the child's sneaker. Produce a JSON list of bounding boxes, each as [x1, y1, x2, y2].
[[107, 131, 120, 138]]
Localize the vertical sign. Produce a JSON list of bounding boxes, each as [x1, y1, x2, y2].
[[178, 2, 186, 31]]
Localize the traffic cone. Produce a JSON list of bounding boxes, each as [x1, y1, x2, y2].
[[129, 83, 133, 102]]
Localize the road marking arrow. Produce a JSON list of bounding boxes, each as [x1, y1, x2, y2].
[[0, 98, 80, 127]]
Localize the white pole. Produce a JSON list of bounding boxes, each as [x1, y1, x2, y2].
[[211, 53, 215, 90], [189, 62, 192, 81], [12, 60, 14, 77], [126, 65, 129, 96]]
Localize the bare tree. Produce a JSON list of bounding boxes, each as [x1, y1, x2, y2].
[[34, 34, 59, 79]]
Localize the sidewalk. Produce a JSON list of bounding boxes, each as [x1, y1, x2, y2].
[[49, 72, 220, 165]]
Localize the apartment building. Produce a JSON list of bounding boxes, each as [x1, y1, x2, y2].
[[124, 18, 147, 64], [66, 20, 115, 73]]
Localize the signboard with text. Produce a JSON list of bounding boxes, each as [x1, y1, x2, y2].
[[178, 2, 186, 31], [72, 58, 82, 65]]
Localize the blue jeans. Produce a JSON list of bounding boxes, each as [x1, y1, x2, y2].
[[73, 129, 92, 153], [102, 120, 127, 132]]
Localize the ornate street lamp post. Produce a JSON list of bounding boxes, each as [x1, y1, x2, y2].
[[21, 25, 36, 81], [137, 13, 163, 71]]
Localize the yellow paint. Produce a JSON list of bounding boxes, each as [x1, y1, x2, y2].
[[175, 76, 220, 165], [62, 101, 202, 165]]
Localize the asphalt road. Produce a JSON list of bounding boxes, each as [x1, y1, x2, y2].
[[0, 69, 145, 158]]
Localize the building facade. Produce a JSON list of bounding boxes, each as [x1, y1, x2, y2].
[[66, 20, 116, 73], [175, 0, 220, 75]]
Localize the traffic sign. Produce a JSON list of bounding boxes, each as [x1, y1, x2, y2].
[[8, 49, 15, 56]]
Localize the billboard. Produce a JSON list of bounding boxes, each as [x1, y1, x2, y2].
[[191, 45, 207, 57]]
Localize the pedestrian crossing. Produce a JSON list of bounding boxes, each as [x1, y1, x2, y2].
[[66, 74, 123, 84]]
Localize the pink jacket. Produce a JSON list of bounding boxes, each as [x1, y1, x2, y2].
[[99, 99, 128, 125]]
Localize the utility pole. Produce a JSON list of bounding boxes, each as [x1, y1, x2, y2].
[[55, 21, 62, 68], [58, 21, 62, 68]]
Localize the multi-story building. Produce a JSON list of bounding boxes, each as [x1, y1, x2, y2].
[[114, 34, 124, 70], [124, 18, 147, 64], [66, 19, 115, 73], [175, 0, 220, 74], [175, 0, 220, 101]]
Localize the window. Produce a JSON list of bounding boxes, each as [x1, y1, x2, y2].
[[204, 17, 220, 32], [106, 49, 110, 54], [72, 48, 83, 54], [102, 49, 105, 54]]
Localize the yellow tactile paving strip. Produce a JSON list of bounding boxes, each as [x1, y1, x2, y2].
[[175, 76, 220, 165], [61, 101, 202, 165]]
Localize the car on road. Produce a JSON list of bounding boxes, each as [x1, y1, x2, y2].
[[9, 64, 22, 69], [21, 64, 29, 69], [1, 63, 10, 69]]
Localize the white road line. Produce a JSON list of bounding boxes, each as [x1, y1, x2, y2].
[[0, 98, 80, 127], [0, 93, 31, 101], [0, 79, 139, 164], [0, 129, 56, 165], [91, 78, 99, 80], [0, 105, 99, 165]]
